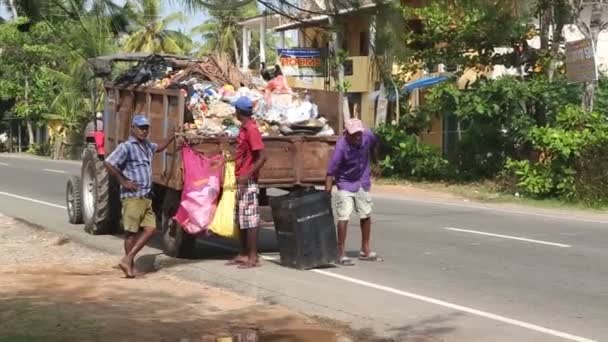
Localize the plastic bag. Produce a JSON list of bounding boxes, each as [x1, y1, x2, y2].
[[209, 159, 238, 239], [174, 146, 223, 235]]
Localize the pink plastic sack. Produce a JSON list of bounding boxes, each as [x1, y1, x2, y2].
[[174, 146, 224, 235]]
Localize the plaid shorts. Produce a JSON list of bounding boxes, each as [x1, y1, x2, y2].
[[237, 179, 259, 229]]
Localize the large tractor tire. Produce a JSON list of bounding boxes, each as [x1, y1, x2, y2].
[[66, 176, 83, 224], [161, 189, 196, 258], [81, 147, 120, 235]]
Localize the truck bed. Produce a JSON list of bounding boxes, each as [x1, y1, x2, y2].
[[103, 84, 338, 191]]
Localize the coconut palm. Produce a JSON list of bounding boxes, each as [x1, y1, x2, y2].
[[190, 2, 257, 63], [122, 0, 192, 55]]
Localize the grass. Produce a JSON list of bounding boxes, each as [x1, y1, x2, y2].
[[376, 178, 608, 213]]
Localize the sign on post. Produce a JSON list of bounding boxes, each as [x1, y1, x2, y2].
[[278, 48, 326, 77], [565, 38, 598, 84]]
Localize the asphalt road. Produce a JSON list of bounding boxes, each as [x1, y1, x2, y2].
[[0, 153, 607, 342]]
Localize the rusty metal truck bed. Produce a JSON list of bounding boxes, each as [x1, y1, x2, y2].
[[103, 84, 338, 190]]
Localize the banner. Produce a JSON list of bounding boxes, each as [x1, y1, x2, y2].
[[278, 48, 326, 77]]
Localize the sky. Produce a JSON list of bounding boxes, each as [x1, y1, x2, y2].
[[0, 1, 208, 34]]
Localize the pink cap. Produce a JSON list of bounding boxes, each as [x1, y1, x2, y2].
[[345, 118, 364, 134]]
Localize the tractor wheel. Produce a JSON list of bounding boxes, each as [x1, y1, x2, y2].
[[66, 176, 83, 224], [161, 189, 196, 258], [81, 147, 120, 235]]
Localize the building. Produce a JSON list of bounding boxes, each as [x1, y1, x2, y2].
[[240, 0, 428, 131]]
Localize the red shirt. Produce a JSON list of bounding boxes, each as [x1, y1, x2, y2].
[[235, 119, 264, 178]]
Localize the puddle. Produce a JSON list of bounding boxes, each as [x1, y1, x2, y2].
[[210, 329, 344, 342]]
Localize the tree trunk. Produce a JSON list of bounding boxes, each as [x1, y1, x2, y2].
[[26, 121, 35, 147], [582, 27, 600, 112], [24, 76, 35, 147], [232, 37, 240, 68]]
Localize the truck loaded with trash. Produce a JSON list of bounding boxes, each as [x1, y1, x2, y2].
[[64, 53, 340, 258]]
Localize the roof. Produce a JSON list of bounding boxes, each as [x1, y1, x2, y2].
[[401, 76, 450, 94], [239, 13, 283, 30], [273, 1, 381, 32]]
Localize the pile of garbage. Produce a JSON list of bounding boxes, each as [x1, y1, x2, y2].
[[112, 54, 336, 138]]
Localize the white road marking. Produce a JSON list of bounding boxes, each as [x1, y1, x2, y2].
[[374, 194, 608, 225], [311, 269, 595, 342], [0, 162, 9, 166], [0, 191, 66, 209], [445, 227, 571, 248], [42, 168, 66, 174]]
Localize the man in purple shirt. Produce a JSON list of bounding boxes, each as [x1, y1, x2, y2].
[[325, 118, 383, 265]]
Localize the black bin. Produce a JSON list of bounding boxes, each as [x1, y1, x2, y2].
[[270, 190, 338, 270]]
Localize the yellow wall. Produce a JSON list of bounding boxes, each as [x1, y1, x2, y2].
[[360, 93, 375, 128], [345, 56, 374, 92], [419, 116, 443, 150]]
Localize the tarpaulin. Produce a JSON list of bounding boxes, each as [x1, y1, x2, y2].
[[174, 146, 223, 235]]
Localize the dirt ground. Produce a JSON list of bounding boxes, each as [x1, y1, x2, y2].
[[0, 213, 354, 342]]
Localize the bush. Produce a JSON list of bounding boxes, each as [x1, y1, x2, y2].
[[420, 75, 581, 179], [375, 123, 452, 180], [500, 105, 608, 204]]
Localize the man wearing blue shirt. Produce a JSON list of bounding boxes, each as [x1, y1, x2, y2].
[[105, 115, 174, 278]]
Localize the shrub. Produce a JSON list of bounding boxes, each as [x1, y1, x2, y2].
[[375, 123, 452, 180], [501, 105, 608, 204]]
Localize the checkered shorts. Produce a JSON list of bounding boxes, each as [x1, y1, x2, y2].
[[237, 179, 259, 229]]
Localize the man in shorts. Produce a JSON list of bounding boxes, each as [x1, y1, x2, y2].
[[105, 115, 175, 278], [326, 118, 383, 266], [228, 96, 267, 269]]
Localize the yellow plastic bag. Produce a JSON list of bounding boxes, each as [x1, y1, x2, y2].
[[209, 159, 238, 239]]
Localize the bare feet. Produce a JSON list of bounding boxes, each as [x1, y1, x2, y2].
[[238, 257, 261, 269], [226, 255, 248, 266], [118, 257, 134, 278]]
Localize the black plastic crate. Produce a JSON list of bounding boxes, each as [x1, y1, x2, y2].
[[270, 189, 338, 270]]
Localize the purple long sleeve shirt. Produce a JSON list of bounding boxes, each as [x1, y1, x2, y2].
[[327, 129, 378, 192]]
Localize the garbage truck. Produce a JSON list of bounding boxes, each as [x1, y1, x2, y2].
[[65, 53, 340, 258]]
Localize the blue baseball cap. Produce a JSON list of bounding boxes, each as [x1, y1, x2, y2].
[[132, 115, 150, 127], [232, 96, 253, 115]]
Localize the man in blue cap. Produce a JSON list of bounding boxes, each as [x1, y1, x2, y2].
[[105, 114, 175, 278], [227, 96, 267, 269]]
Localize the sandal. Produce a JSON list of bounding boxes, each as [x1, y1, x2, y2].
[[338, 256, 355, 266], [358, 252, 384, 262]]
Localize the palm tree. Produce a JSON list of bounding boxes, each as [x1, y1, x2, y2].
[[190, 2, 257, 63], [122, 0, 192, 55]]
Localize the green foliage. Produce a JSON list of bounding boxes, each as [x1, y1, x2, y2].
[[191, 1, 257, 62], [122, 0, 192, 55], [400, 0, 530, 73], [502, 105, 608, 204], [375, 122, 452, 181], [420, 75, 581, 179], [0, 10, 118, 151], [503, 159, 554, 196], [0, 19, 64, 123], [329, 49, 351, 93]]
